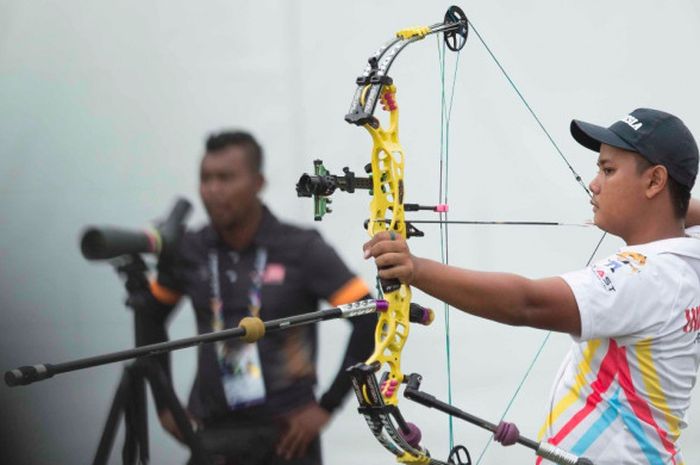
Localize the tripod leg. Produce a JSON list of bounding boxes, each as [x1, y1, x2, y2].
[[122, 365, 140, 465], [133, 367, 150, 464], [93, 367, 132, 465]]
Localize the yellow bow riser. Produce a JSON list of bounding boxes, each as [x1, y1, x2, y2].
[[362, 84, 413, 409]]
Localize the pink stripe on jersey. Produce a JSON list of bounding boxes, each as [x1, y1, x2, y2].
[[536, 341, 619, 465]]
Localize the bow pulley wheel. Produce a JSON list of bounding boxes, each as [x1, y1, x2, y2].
[[444, 5, 468, 51]]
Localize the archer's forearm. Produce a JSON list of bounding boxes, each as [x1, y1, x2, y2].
[[412, 258, 533, 325], [410, 257, 579, 335]]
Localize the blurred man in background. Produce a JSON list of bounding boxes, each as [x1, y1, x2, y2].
[[143, 130, 374, 465]]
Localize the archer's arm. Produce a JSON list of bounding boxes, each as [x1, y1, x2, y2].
[[364, 232, 581, 337], [686, 198, 700, 227]]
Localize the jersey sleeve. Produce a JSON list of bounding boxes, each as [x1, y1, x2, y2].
[[301, 231, 369, 304], [561, 252, 680, 344]]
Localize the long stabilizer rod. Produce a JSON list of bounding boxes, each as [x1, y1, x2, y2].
[[5, 299, 391, 387]]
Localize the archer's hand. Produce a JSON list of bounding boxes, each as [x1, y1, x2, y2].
[[158, 408, 199, 444], [363, 231, 417, 285], [276, 402, 330, 460]]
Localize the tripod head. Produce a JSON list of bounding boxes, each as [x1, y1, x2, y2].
[[109, 254, 151, 311]]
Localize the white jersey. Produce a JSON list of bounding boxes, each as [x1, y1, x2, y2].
[[539, 231, 700, 465]]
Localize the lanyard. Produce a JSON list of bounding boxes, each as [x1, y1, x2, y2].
[[208, 246, 269, 408], [209, 246, 267, 332]]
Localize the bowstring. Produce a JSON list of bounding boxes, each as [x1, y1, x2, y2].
[[461, 19, 608, 464], [437, 33, 462, 453]]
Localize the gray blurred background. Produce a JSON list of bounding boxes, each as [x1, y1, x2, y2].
[[1, 1, 699, 464]]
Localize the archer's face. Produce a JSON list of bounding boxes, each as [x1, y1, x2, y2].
[[588, 144, 649, 238], [199, 147, 263, 231]]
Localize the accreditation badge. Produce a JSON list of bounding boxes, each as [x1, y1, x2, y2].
[[220, 341, 266, 409]]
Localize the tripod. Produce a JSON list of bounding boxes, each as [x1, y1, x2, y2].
[[92, 255, 210, 465]]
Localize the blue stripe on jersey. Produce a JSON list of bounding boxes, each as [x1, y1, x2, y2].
[[571, 388, 620, 456], [619, 396, 665, 465]]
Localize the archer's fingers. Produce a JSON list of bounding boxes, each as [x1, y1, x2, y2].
[[362, 231, 392, 255], [363, 233, 408, 259], [377, 263, 412, 282], [374, 251, 410, 270]]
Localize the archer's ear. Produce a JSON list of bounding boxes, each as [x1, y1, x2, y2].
[[645, 165, 668, 199]]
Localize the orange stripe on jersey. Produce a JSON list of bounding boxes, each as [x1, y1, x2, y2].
[[329, 276, 370, 306], [149, 279, 182, 305]]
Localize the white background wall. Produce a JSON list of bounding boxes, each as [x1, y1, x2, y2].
[[1, 1, 699, 464]]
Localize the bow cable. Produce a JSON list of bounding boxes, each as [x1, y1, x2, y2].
[[461, 18, 608, 464]]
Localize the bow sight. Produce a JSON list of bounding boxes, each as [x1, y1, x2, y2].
[[296, 160, 429, 238], [296, 160, 372, 220]]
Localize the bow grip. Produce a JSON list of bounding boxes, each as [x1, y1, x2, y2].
[[379, 277, 401, 293]]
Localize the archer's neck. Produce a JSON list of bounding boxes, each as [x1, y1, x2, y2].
[[623, 206, 686, 246]]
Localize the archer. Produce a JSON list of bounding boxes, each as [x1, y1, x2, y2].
[[364, 108, 700, 465]]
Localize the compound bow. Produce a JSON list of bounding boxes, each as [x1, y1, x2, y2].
[[297, 6, 596, 465], [298, 7, 468, 463]]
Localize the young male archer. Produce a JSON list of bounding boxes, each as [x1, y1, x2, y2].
[[363, 108, 700, 464]]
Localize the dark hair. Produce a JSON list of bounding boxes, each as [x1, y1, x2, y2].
[[635, 156, 690, 219], [204, 130, 264, 173]]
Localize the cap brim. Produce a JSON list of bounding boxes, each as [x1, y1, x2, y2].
[[570, 120, 636, 153]]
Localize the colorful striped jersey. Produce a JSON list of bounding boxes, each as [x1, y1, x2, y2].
[[539, 233, 700, 465]]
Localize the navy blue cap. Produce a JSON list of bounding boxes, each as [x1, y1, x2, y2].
[[571, 108, 699, 189]]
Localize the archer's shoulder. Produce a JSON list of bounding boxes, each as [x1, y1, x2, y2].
[[591, 236, 700, 291], [566, 246, 671, 296]]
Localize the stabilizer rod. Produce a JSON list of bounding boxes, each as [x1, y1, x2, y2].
[[403, 374, 594, 465], [5, 299, 386, 387]]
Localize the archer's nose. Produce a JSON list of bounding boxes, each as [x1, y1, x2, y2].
[[588, 175, 601, 196]]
